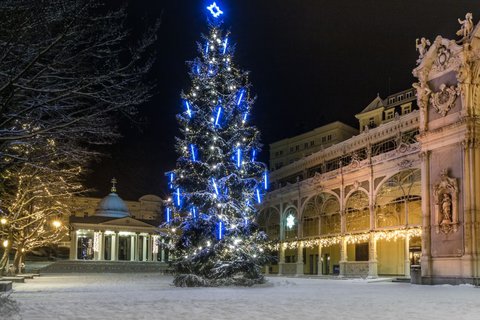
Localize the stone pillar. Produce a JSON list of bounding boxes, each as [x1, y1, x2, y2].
[[317, 244, 322, 275], [135, 233, 140, 261], [98, 231, 104, 261], [94, 231, 100, 261], [368, 233, 378, 278], [112, 231, 119, 261], [339, 237, 347, 277], [404, 233, 411, 278], [278, 243, 285, 275], [143, 236, 147, 261], [130, 235, 135, 261], [420, 151, 432, 277], [296, 242, 304, 276], [69, 230, 77, 260]]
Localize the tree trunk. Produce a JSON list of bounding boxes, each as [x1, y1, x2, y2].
[[13, 246, 24, 274], [0, 233, 13, 275]]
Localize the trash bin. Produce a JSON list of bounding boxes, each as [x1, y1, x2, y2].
[[410, 265, 421, 284]]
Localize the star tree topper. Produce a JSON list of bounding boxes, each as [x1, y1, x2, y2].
[[207, 2, 223, 18]]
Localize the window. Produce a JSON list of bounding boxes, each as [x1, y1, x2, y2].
[[397, 94, 404, 101], [322, 136, 326, 143], [368, 117, 375, 127], [295, 145, 299, 151], [402, 104, 412, 115], [310, 140, 314, 146], [406, 91, 412, 99], [327, 135, 332, 141], [385, 110, 394, 120], [389, 97, 396, 104], [304, 142, 308, 149]]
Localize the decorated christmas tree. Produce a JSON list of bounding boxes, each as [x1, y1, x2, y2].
[[164, 2, 273, 287]]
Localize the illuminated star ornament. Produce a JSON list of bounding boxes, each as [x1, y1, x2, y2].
[[286, 214, 295, 229], [207, 2, 223, 18]]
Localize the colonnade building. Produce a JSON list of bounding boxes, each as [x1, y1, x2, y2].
[[66, 181, 169, 263], [259, 17, 480, 284]]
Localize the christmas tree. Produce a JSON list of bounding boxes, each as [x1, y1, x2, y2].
[[164, 2, 273, 287]]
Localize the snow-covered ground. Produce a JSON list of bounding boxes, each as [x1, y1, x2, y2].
[[7, 274, 480, 320]]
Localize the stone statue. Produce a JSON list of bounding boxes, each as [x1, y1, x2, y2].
[[441, 193, 452, 224], [456, 13, 474, 40], [433, 169, 459, 234], [415, 37, 431, 64]]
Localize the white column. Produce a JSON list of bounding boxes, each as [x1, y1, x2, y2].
[[130, 235, 135, 261], [69, 230, 77, 260], [94, 231, 100, 261], [317, 244, 322, 275], [99, 231, 104, 261], [296, 242, 304, 276], [368, 233, 378, 278], [142, 236, 147, 261], [135, 233, 140, 261], [112, 231, 119, 261], [404, 233, 411, 277]]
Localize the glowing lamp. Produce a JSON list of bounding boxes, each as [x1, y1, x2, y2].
[[52, 220, 62, 228], [0, 218, 7, 225]]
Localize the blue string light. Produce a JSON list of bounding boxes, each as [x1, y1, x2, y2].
[[176, 188, 181, 206], [236, 148, 242, 168], [205, 41, 209, 55], [212, 178, 219, 195], [264, 171, 268, 190], [252, 149, 256, 162], [237, 89, 245, 106], [191, 207, 197, 219], [190, 144, 196, 161], [166, 207, 171, 223], [215, 106, 222, 126], [218, 221, 223, 239], [222, 37, 228, 54], [185, 101, 192, 118], [256, 188, 261, 203]]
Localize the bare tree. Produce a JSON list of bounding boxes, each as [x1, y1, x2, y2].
[[0, 0, 159, 273], [0, 0, 158, 171]]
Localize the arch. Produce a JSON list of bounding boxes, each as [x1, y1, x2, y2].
[[375, 169, 421, 228], [301, 192, 342, 237], [345, 190, 370, 232], [258, 207, 280, 240]]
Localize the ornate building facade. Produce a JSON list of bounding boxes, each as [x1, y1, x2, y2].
[[260, 15, 480, 284]]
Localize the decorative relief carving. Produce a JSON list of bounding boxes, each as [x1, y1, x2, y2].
[[398, 159, 413, 169], [429, 84, 460, 116], [433, 44, 452, 72], [433, 169, 459, 234]]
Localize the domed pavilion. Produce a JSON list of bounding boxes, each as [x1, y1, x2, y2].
[[69, 179, 165, 263]]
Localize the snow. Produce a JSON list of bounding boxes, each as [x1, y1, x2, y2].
[[8, 274, 480, 320]]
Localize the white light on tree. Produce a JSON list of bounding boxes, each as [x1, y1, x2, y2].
[[286, 214, 295, 229]]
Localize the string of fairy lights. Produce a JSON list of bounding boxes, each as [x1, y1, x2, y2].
[[269, 227, 422, 250]]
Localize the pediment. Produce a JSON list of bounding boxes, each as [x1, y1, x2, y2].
[[99, 217, 156, 228]]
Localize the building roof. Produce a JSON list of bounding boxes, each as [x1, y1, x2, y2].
[[94, 192, 130, 218], [359, 95, 384, 114]]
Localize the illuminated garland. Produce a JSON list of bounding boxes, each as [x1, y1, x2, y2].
[[272, 227, 422, 250]]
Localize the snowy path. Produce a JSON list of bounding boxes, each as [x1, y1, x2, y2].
[[8, 274, 480, 320]]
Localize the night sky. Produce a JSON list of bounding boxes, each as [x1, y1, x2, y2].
[[85, 0, 480, 200]]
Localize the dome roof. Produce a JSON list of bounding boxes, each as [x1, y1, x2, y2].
[[95, 192, 130, 218]]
